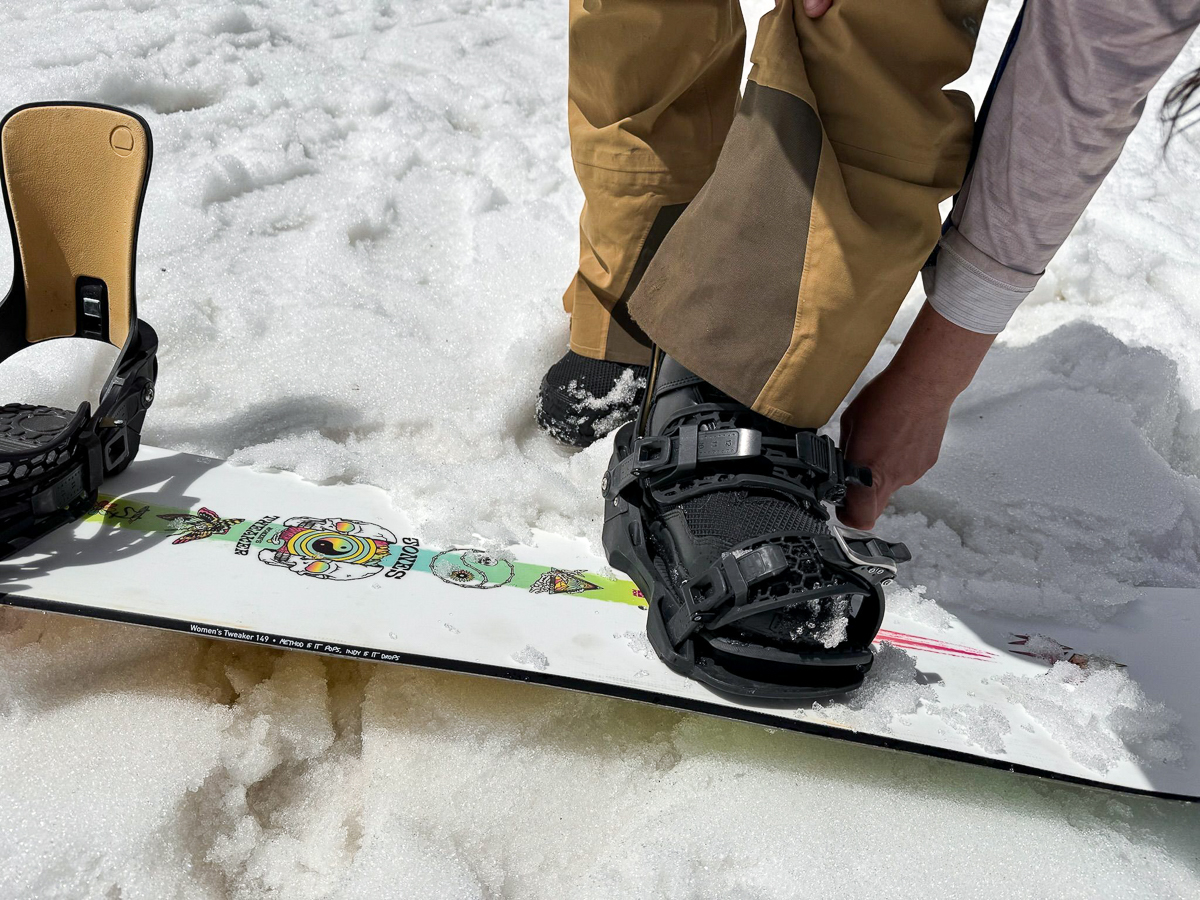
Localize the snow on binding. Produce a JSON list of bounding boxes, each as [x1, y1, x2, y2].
[[602, 350, 906, 702]]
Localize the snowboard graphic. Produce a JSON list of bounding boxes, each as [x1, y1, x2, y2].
[[1, 447, 1196, 802]]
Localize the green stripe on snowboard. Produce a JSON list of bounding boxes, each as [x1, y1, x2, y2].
[[88, 495, 644, 607]]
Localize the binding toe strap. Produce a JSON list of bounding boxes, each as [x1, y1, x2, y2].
[[661, 533, 887, 648]]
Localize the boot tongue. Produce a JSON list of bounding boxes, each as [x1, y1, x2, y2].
[[647, 354, 791, 440], [645, 355, 831, 581], [648, 355, 711, 434]]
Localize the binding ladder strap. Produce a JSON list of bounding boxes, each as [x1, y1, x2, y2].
[[0, 102, 158, 555]]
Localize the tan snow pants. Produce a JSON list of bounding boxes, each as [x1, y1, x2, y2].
[[564, 0, 987, 427]]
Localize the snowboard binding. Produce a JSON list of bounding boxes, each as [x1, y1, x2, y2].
[[0, 103, 157, 556], [602, 351, 909, 701]]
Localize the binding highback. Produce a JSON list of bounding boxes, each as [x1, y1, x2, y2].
[[0, 102, 151, 358], [0, 102, 158, 556]]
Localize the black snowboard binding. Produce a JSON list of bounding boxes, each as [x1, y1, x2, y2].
[[602, 351, 909, 701], [537, 349, 647, 448], [0, 103, 157, 557]]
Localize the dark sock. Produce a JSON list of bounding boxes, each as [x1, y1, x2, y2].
[[537, 350, 647, 448]]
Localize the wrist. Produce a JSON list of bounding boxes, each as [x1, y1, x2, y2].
[[888, 301, 996, 402], [882, 356, 969, 408]]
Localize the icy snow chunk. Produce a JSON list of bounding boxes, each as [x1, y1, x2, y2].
[[1001, 661, 1184, 773], [813, 644, 934, 733], [783, 595, 851, 649], [512, 646, 550, 671], [536, 364, 646, 446], [887, 584, 955, 631], [812, 611, 849, 649], [568, 366, 644, 413], [616, 630, 654, 659], [565, 366, 647, 438], [932, 704, 1012, 755]]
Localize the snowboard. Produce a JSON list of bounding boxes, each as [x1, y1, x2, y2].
[[0, 445, 1196, 802]]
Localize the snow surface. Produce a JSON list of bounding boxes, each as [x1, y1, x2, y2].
[[1, 0, 1200, 896]]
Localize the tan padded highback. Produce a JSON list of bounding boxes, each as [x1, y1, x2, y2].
[[1, 104, 148, 348]]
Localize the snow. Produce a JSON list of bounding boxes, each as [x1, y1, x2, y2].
[[1, 0, 1200, 896], [511, 645, 549, 671], [813, 643, 937, 733], [997, 660, 1185, 773], [884, 323, 1200, 625]]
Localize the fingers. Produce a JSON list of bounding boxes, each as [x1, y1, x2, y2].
[[802, 0, 833, 17], [838, 482, 879, 531]]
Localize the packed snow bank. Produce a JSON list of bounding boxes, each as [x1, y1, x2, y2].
[[0, 0, 1199, 896]]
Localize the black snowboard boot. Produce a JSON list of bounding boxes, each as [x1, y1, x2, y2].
[[601, 351, 910, 701], [537, 350, 648, 448]]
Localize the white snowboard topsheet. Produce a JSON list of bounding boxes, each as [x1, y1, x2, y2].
[[0, 446, 1195, 801]]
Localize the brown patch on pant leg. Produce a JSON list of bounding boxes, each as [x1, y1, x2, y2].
[[627, 82, 822, 406]]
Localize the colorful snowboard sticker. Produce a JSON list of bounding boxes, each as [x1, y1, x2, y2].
[[429, 549, 515, 589], [158, 507, 245, 544], [260, 518, 398, 581], [529, 568, 599, 595], [93, 500, 424, 584]]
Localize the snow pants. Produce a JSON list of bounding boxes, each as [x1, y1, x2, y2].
[[564, 0, 987, 427]]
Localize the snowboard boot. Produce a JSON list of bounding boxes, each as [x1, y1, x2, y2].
[[601, 351, 910, 701], [537, 350, 647, 448]]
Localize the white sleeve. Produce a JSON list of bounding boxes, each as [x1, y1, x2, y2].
[[926, 0, 1200, 334]]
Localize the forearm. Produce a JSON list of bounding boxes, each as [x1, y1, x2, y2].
[[887, 302, 995, 402]]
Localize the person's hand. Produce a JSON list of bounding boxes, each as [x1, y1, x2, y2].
[[801, 0, 833, 16], [838, 367, 954, 530], [837, 302, 997, 530]]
